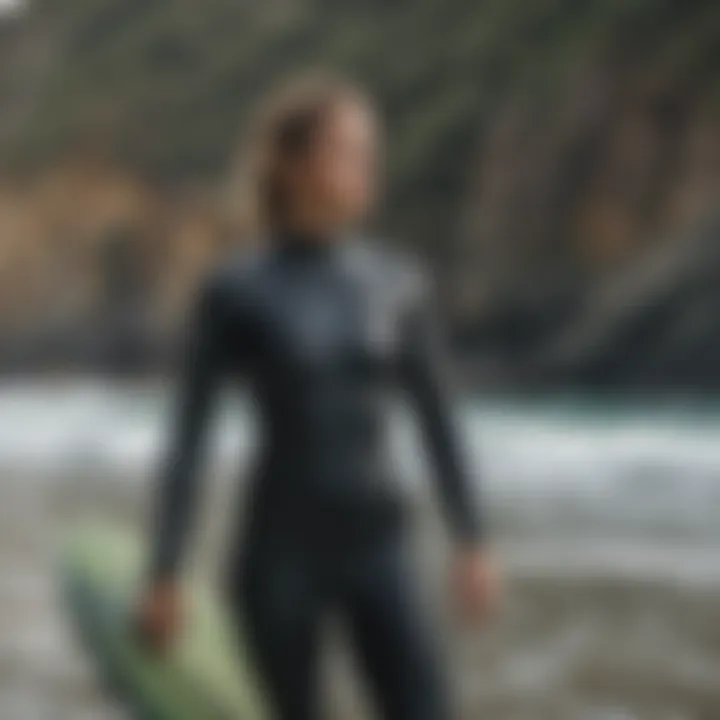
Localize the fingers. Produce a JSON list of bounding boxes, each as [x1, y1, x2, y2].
[[135, 583, 183, 655], [450, 551, 503, 624], [136, 612, 176, 654]]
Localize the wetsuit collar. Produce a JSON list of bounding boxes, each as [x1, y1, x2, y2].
[[275, 229, 343, 261]]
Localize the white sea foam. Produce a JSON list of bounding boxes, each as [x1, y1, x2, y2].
[[2, 379, 720, 537]]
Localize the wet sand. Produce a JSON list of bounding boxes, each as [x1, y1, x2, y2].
[[3, 471, 720, 720]]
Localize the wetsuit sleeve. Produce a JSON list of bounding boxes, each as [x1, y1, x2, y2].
[[401, 271, 485, 546], [148, 279, 227, 582]]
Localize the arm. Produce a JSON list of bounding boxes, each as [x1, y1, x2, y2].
[[148, 279, 227, 583], [401, 271, 485, 547]]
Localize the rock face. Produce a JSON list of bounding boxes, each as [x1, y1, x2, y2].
[[0, 161, 235, 371], [537, 213, 720, 389], [458, 50, 720, 389], [0, 0, 718, 387]]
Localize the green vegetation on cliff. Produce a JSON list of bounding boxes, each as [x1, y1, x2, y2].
[[4, 0, 718, 236]]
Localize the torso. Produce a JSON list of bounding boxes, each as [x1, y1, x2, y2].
[[214, 237, 422, 546]]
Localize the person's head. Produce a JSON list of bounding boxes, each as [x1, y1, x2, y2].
[[238, 72, 380, 238]]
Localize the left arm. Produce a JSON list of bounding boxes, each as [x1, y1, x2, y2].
[[400, 271, 485, 547], [400, 267, 499, 620]]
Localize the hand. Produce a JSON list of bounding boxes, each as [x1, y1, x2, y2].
[[450, 547, 501, 622], [135, 580, 184, 654]]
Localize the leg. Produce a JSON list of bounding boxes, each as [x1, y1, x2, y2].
[[234, 543, 323, 720], [343, 543, 451, 720]]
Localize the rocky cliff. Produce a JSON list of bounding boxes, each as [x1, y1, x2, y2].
[[0, 0, 718, 386]]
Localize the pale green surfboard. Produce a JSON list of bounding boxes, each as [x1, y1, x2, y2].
[[59, 525, 268, 720]]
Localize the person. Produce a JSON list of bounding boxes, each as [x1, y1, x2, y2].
[[137, 73, 500, 720]]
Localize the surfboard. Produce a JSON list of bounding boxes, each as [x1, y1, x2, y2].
[[59, 524, 267, 720]]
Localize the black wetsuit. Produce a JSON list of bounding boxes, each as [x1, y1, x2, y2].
[[150, 234, 484, 720]]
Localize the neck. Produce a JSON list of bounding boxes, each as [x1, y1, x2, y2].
[[277, 203, 348, 241], [279, 227, 331, 244], [274, 226, 343, 259], [275, 215, 350, 249]]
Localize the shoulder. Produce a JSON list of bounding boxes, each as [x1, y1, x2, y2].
[[200, 246, 273, 301], [350, 237, 433, 312], [345, 236, 430, 301], [190, 246, 275, 328]]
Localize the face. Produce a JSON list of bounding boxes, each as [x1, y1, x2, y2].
[[286, 99, 378, 231]]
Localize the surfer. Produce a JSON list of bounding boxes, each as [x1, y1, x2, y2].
[[138, 73, 500, 719]]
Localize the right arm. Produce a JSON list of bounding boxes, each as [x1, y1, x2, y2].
[[149, 279, 227, 583], [139, 277, 228, 650]]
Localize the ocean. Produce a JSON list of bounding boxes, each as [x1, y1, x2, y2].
[[1, 380, 720, 719]]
